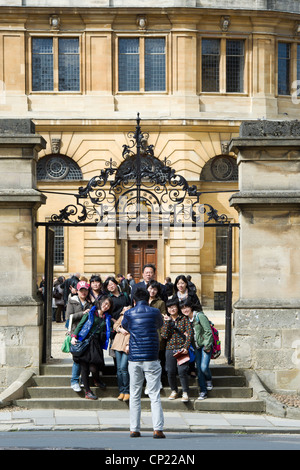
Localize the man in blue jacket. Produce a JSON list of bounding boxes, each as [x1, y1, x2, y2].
[[122, 288, 165, 439]]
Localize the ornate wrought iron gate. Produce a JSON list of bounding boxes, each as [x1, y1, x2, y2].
[[36, 114, 239, 364]]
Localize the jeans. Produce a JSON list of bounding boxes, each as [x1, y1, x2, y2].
[[128, 360, 164, 432], [115, 350, 129, 394], [71, 361, 81, 386], [165, 349, 189, 394], [194, 346, 212, 394]]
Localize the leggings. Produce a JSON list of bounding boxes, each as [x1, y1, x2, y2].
[[79, 361, 101, 392], [165, 349, 189, 394]]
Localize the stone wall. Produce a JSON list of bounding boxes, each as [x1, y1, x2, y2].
[[0, 120, 46, 387], [230, 120, 300, 393]]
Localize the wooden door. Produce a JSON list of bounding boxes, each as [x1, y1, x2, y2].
[[128, 240, 157, 283]]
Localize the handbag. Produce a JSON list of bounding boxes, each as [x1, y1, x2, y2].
[[70, 321, 102, 358], [70, 336, 91, 358], [61, 314, 73, 354], [61, 334, 71, 353], [173, 349, 190, 365]]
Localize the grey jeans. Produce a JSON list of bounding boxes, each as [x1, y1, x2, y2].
[[128, 360, 164, 432]]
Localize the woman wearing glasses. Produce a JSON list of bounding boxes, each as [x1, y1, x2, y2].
[[161, 298, 193, 402]]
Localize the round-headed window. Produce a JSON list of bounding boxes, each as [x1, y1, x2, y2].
[[37, 154, 83, 181]]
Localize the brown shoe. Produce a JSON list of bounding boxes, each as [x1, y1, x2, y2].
[[153, 430, 166, 439], [117, 393, 124, 400], [123, 393, 130, 401], [130, 431, 141, 438]]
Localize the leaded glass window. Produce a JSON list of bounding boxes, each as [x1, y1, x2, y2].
[[278, 42, 291, 95], [297, 44, 300, 82], [32, 38, 53, 91], [202, 39, 220, 92], [118, 37, 166, 92], [37, 155, 83, 181], [58, 38, 80, 91], [118, 38, 140, 91], [226, 40, 244, 93], [214, 292, 226, 310], [32, 37, 80, 92], [200, 156, 238, 181], [216, 226, 227, 266], [53, 225, 64, 266], [145, 38, 166, 91]]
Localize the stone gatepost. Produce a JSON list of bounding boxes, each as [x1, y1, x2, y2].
[[0, 120, 46, 389], [229, 120, 300, 393]]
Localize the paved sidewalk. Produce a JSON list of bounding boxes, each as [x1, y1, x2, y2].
[[0, 408, 300, 433]]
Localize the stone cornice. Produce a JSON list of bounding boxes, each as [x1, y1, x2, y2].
[[1, 0, 300, 15], [229, 190, 300, 209]]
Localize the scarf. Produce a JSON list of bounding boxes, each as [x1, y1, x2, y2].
[[78, 305, 97, 341], [78, 305, 111, 349], [103, 313, 112, 350]]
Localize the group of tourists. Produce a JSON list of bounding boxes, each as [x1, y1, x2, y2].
[[48, 265, 215, 439]]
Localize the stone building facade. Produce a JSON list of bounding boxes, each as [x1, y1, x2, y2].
[[0, 1, 300, 393]]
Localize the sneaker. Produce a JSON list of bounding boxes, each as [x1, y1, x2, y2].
[[71, 383, 81, 392], [168, 391, 178, 400], [197, 392, 207, 400], [144, 387, 149, 395], [85, 391, 98, 400], [181, 392, 189, 403], [206, 380, 213, 391]]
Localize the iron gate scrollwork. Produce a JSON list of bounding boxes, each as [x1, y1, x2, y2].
[[50, 114, 230, 230]]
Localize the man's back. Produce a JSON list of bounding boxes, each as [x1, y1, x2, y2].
[[122, 300, 163, 362]]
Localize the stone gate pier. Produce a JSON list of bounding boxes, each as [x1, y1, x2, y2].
[[230, 120, 300, 394], [0, 120, 46, 390]]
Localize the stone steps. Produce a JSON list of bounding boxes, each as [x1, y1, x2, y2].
[[15, 396, 265, 413], [15, 360, 266, 413]]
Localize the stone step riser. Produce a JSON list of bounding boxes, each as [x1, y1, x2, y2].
[[40, 364, 236, 377], [25, 386, 253, 399], [15, 397, 265, 413], [32, 375, 246, 388]]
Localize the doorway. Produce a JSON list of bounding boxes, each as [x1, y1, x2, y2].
[[128, 240, 157, 283]]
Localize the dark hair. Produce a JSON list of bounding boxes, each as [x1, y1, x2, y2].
[[179, 297, 194, 310], [95, 295, 113, 314], [147, 280, 161, 298], [174, 275, 189, 293], [165, 297, 182, 316], [133, 287, 150, 303], [165, 298, 179, 309], [103, 276, 118, 292], [143, 263, 156, 273], [90, 275, 102, 284]]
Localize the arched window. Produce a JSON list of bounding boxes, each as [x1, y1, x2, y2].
[[200, 155, 238, 181], [37, 154, 83, 181]]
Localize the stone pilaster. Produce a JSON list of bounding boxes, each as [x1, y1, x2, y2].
[[229, 120, 300, 393], [0, 120, 46, 387]]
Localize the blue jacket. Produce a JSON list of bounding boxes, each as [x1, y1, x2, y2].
[[121, 300, 163, 362]]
